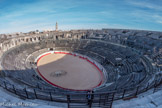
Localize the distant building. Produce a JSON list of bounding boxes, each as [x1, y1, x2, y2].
[[56, 22, 58, 31]]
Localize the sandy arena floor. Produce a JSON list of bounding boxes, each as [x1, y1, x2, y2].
[[37, 53, 103, 91]]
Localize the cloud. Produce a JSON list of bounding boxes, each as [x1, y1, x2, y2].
[[129, 9, 162, 25], [127, 0, 162, 11], [152, 15, 162, 24], [1, 0, 162, 34], [156, 20, 162, 24]]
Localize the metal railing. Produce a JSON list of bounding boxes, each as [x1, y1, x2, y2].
[[0, 77, 161, 108]]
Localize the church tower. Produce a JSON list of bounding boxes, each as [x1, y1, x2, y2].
[[55, 22, 58, 31]]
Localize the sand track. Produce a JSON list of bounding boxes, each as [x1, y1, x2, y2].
[[37, 53, 103, 91]]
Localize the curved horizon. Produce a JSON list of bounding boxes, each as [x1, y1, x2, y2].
[[0, 0, 162, 34]]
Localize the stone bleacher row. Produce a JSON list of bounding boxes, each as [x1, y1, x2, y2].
[[0, 39, 155, 95]]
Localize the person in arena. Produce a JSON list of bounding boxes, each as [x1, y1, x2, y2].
[[86, 90, 94, 107]]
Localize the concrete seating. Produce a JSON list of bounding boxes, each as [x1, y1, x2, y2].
[[0, 36, 160, 104]]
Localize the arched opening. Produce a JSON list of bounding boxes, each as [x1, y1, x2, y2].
[[56, 36, 58, 40]]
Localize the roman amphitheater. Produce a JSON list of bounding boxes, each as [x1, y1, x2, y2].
[[0, 29, 162, 108]]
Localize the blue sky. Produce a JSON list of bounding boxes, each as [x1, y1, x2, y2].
[[0, 0, 162, 33]]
